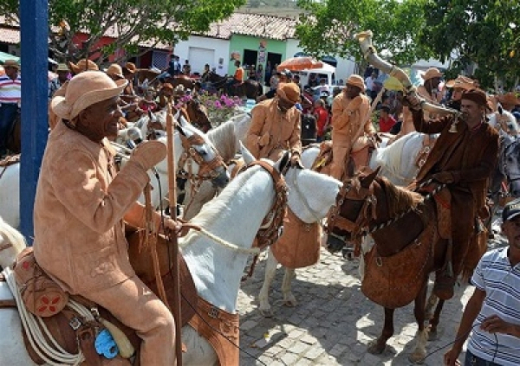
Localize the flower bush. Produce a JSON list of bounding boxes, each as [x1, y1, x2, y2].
[[177, 92, 243, 126]]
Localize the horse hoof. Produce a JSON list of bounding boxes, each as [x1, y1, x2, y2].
[[283, 300, 297, 307], [408, 351, 426, 364], [367, 340, 385, 355], [259, 308, 273, 318], [428, 329, 438, 341]]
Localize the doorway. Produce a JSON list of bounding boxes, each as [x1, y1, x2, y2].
[[243, 49, 258, 68], [267, 52, 282, 71]]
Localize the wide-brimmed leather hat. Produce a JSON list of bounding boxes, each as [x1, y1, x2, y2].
[[3, 59, 20, 69], [497, 92, 520, 106], [68, 59, 99, 75], [56, 63, 69, 72], [105, 64, 124, 79], [51, 71, 127, 121], [445, 75, 474, 90], [346, 74, 365, 92], [122, 62, 137, 75], [421, 67, 443, 81], [276, 82, 300, 104]]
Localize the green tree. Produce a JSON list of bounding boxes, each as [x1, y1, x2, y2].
[[419, 0, 520, 90], [0, 0, 245, 63], [295, 0, 431, 66]]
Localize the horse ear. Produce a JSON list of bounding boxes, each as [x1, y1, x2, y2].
[[240, 141, 256, 164], [275, 151, 291, 174], [360, 166, 381, 188]]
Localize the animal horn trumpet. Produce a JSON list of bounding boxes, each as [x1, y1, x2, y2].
[[355, 30, 460, 118]]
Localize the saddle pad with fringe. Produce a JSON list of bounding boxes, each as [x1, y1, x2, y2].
[[361, 222, 436, 309], [420, 185, 451, 240], [271, 208, 321, 269]]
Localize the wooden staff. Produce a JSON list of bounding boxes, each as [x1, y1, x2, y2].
[[166, 103, 183, 365]]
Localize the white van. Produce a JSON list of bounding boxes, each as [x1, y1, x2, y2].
[[297, 63, 337, 101]]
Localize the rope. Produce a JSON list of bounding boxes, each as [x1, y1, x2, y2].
[[4, 267, 90, 365], [180, 226, 261, 255]]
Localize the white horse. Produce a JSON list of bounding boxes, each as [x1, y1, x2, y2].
[[181, 119, 241, 220], [488, 106, 520, 136], [0, 117, 228, 229], [257, 166, 343, 317], [0, 153, 340, 366], [301, 132, 437, 187]]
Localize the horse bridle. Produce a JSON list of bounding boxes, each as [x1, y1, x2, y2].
[[326, 176, 445, 246], [326, 179, 377, 245], [246, 160, 288, 250]]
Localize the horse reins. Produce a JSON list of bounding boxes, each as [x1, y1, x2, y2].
[[327, 177, 446, 244]]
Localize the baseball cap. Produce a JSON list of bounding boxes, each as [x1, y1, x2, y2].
[[502, 197, 520, 222]]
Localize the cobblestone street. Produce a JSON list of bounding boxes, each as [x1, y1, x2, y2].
[[236, 231, 507, 366]]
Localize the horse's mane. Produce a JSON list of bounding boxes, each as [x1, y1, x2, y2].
[[0, 216, 26, 259], [189, 166, 268, 228], [376, 176, 423, 218], [207, 119, 237, 162]]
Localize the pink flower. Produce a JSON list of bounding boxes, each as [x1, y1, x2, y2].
[[214, 101, 222, 109]]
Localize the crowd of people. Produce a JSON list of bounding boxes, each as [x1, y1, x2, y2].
[[2, 54, 520, 366]]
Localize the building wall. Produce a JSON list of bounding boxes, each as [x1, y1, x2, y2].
[[175, 35, 230, 76], [228, 35, 287, 81]]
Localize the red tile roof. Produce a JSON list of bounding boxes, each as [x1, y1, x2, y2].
[[0, 26, 20, 44], [202, 12, 297, 40], [0, 12, 297, 48]]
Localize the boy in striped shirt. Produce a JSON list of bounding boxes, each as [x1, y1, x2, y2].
[[444, 198, 520, 365], [0, 59, 21, 156]]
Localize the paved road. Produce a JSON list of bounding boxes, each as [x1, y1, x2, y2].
[[236, 230, 507, 366]]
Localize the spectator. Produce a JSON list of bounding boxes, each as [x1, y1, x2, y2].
[[378, 106, 396, 133], [365, 71, 377, 101], [256, 64, 264, 84], [444, 197, 520, 366], [264, 61, 272, 85], [49, 63, 70, 100], [0, 59, 21, 157], [182, 60, 191, 75], [313, 99, 330, 141]]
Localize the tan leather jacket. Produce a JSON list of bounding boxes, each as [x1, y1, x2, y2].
[[331, 92, 374, 147], [246, 98, 301, 160], [34, 121, 149, 294]]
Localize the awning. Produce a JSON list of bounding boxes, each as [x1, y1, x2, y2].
[[0, 51, 19, 64]]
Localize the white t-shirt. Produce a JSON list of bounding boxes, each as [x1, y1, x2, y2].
[[365, 76, 375, 91], [467, 248, 520, 366]]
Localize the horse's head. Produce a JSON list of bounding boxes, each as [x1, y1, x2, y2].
[[502, 136, 520, 197], [325, 167, 380, 253], [284, 164, 342, 224], [488, 107, 520, 136], [174, 116, 229, 188], [186, 99, 212, 133], [0, 216, 26, 269]]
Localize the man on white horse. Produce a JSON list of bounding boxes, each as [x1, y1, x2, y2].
[[34, 71, 178, 365], [246, 82, 302, 164]]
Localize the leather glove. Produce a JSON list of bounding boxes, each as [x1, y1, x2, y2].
[[259, 133, 270, 147], [400, 92, 422, 111], [290, 151, 301, 167], [431, 171, 456, 184], [129, 140, 167, 171]]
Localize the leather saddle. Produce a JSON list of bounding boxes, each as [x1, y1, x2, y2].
[[12, 229, 198, 366]]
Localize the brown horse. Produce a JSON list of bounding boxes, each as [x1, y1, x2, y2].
[[203, 71, 262, 99], [185, 99, 212, 133], [324, 168, 485, 363], [164, 75, 195, 91]]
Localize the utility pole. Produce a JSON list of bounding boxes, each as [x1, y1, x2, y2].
[[20, 0, 49, 243]]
